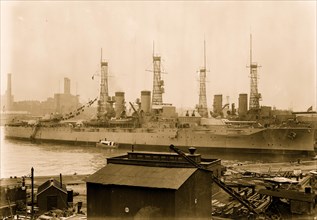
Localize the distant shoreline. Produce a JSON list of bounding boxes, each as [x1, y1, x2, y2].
[[0, 174, 89, 187]]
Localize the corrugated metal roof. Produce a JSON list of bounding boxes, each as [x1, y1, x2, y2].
[[37, 179, 67, 196], [86, 164, 197, 189]]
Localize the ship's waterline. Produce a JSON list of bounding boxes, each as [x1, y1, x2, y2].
[[4, 125, 316, 156], [1, 126, 315, 179], [3, 49, 317, 159]]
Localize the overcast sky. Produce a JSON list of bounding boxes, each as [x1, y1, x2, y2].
[[1, 1, 316, 112]]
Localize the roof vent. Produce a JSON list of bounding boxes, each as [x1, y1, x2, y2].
[[188, 147, 196, 155]]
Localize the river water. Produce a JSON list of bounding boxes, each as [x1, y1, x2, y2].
[[0, 127, 126, 178], [0, 127, 313, 178]]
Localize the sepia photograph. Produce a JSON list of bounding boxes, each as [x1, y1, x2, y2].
[[1, 1, 316, 219]]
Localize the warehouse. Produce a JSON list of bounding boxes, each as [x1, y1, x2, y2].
[[86, 148, 220, 219]]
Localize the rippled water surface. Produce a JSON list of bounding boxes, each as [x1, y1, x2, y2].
[[0, 127, 127, 178]]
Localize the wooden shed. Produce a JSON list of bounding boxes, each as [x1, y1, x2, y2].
[[37, 179, 68, 212], [86, 163, 212, 219]]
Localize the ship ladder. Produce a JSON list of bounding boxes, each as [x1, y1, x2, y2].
[[169, 144, 262, 216], [30, 124, 40, 140]]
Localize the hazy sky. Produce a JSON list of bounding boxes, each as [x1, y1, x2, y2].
[[1, 1, 316, 111]]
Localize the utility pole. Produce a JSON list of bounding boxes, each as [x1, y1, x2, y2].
[[31, 167, 34, 219]]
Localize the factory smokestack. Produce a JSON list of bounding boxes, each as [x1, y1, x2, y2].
[[6, 73, 13, 111], [64, 77, 70, 94]]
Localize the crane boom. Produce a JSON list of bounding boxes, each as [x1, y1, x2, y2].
[[129, 102, 138, 114], [169, 144, 260, 215]]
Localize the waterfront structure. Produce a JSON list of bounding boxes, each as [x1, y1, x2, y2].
[[0, 182, 26, 218], [86, 149, 221, 219], [37, 179, 68, 212], [2, 76, 80, 116], [259, 188, 316, 215]]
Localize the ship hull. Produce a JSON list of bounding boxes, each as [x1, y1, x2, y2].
[[4, 125, 316, 156]]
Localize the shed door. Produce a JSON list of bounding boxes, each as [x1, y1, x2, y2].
[[47, 195, 58, 211]]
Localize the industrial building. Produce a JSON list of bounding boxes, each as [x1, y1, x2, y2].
[[1, 75, 80, 117], [54, 77, 79, 114], [86, 148, 223, 219]]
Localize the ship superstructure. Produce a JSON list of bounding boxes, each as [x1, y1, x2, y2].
[[151, 48, 164, 108], [97, 49, 110, 120], [248, 34, 262, 111], [197, 40, 208, 118], [4, 40, 317, 156]]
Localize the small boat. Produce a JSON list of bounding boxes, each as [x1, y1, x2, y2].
[[96, 140, 118, 149]]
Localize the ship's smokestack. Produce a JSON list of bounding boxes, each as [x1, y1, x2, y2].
[[238, 93, 248, 117], [115, 91, 125, 118], [231, 103, 235, 115], [213, 94, 222, 115], [141, 90, 151, 113]]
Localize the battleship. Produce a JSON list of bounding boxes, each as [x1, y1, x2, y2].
[[4, 38, 317, 156]]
